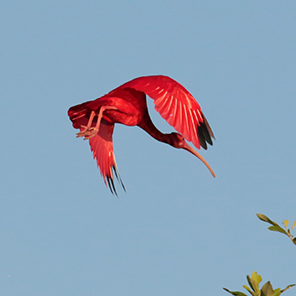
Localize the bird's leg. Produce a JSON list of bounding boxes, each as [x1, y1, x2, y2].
[[76, 110, 96, 138], [76, 106, 117, 140]]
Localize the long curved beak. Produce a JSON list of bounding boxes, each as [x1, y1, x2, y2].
[[183, 142, 216, 178]]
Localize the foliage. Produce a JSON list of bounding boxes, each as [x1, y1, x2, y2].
[[223, 214, 296, 295], [256, 214, 296, 245], [223, 271, 295, 296]]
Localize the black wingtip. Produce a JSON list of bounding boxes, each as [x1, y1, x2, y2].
[[197, 114, 215, 150], [106, 166, 126, 196], [107, 176, 118, 196], [112, 166, 126, 192]]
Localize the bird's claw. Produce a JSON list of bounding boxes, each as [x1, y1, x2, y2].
[[76, 126, 99, 140]]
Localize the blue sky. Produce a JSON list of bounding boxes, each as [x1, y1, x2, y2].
[[1, 1, 296, 295]]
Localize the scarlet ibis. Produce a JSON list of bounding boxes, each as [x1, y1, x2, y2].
[[68, 75, 215, 194]]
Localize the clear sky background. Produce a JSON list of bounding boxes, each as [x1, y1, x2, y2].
[[1, 1, 296, 295]]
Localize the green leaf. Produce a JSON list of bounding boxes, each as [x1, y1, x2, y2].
[[292, 221, 296, 231], [281, 284, 296, 293], [268, 225, 288, 236], [256, 214, 279, 227], [251, 271, 262, 289], [246, 273, 261, 294], [274, 288, 281, 296], [261, 281, 274, 296], [283, 220, 289, 228], [247, 275, 256, 292], [243, 285, 255, 296], [223, 288, 248, 296]]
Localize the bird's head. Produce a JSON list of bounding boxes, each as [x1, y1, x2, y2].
[[167, 132, 187, 148], [168, 132, 216, 178]]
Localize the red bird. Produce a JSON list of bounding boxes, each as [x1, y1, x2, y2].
[[68, 75, 215, 194]]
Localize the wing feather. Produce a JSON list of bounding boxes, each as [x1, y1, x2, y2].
[[154, 93, 167, 111], [88, 120, 125, 195], [187, 109, 196, 142], [166, 98, 177, 124], [117, 75, 214, 150], [163, 95, 174, 118], [171, 100, 180, 128], [181, 104, 191, 140]]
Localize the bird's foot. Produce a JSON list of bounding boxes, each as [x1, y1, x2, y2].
[[76, 126, 99, 140]]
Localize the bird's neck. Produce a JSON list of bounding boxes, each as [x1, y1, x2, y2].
[[138, 112, 169, 144]]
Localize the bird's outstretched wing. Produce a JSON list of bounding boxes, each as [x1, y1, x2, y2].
[[88, 120, 125, 195], [68, 98, 125, 194], [117, 75, 214, 149]]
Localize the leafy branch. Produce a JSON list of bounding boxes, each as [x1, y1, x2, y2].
[[256, 214, 296, 245], [223, 271, 295, 296]]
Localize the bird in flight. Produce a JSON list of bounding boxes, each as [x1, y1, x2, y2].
[[68, 75, 215, 194]]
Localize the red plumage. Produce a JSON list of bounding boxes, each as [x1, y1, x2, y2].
[[68, 75, 215, 194]]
